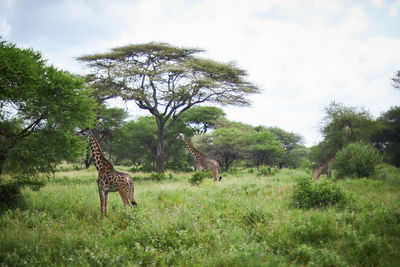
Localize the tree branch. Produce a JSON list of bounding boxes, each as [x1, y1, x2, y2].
[[16, 117, 44, 140]]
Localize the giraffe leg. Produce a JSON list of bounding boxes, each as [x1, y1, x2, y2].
[[129, 182, 137, 206], [327, 168, 332, 179], [104, 191, 109, 216], [119, 190, 129, 207], [210, 168, 217, 182], [98, 189, 106, 215]]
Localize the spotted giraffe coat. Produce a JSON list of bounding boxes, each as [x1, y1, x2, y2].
[[179, 133, 222, 182], [77, 128, 137, 215]]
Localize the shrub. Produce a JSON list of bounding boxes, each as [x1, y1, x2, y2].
[[241, 207, 273, 226], [228, 167, 239, 176], [188, 171, 211, 185], [247, 168, 255, 173], [372, 164, 400, 186], [0, 176, 45, 211], [291, 176, 347, 209], [257, 166, 277, 176], [130, 162, 156, 173], [149, 173, 166, 181], [118, 159, 133, 167], [333, 142, 382, 179]]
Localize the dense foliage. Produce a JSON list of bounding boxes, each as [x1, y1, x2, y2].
[[291, 176, 348, 209], [0, 40, 95, 182], [373, 106, 400, 167], [333, 142, 382, 179], [311, 101, 399, 174]]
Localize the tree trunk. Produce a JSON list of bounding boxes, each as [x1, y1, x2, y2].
[[0, 157, 4, 176], [0, 151, 9, 176], [84, 147, 92, 169], [156, 130, 165, 173]]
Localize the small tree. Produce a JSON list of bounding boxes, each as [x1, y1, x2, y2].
[[333, 142, 382, 179], [372, 106, 400, 167], [197, 126, 249, 171], [93, 105, 127, 161], [267, 127, 306, 168], [78, 42, 260, 172], [180, 106, 225, 134], [248, 129, 283, 169], [321, 102, 375, 153], [0, 39, 95, 196]]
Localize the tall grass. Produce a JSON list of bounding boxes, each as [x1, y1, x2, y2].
[[0, 167, 399, 266]]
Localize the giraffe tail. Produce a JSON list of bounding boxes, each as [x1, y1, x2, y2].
[[129, 182, 137, 206]]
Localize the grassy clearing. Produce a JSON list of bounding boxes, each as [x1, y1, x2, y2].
[[0, 167, 399, 266]]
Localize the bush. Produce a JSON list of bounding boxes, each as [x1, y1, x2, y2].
[[188, 171, 211, 185], [118, 159, 133, 167], [129, 162, 156, 173], [149, 173, 166, 181], [228, 167, 239, 176], [0, 176, 45, 212], [247, 168, 255, 173], [372, 164, 400, 185], [333, 142, 382, 179], [257, 166, 277, 176], [291, 176, 347, 209]]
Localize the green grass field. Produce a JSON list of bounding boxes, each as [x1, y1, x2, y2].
[[1, 167, 399, 266]]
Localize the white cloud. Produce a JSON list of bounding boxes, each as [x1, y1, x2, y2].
[[2, 0, 399, 146], [0, 20, 11, 37], [389, 0, 400, 16], [95, 0, 400, 145], [370, 0, 384, 7]]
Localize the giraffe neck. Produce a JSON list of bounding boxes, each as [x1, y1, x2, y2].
[[183, 134, 205, 159], [88, 133, 114, 172]]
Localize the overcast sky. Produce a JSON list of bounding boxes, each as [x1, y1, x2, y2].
[[1, 0, 399, 146]]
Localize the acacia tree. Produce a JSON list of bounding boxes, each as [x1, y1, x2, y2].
[[78, 42, 259, 172]]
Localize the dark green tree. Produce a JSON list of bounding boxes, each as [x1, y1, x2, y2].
[[197, 122, 252, 171], [267, 127, 306, 168], [113, 115, 190, 170], [0, 40, 95, 182], [247, 129, 283, 169], [180, 106, 225, 134], [333, 142, 382, 179], [372, 106, 400, 166], [92, 105, 127, 162], [114, 116, 158, 167], [78, 42, 259, 172], [314, 102, 375, 162]]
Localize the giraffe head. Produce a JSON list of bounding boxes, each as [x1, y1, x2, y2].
[[76, 128, 92, 141], [177, 133, 185, 140]]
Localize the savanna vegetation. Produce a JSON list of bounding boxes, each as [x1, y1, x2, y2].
[[1, 39, 400, 266], [1, 167, 399, 266]]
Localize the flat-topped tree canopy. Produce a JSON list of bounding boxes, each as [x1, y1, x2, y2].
[[78, 42, 260, 173]]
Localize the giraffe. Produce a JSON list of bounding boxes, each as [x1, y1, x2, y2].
[[178, 133, 222, 182], [313, 155, 336, 180], [77, 128, 137, 215]]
